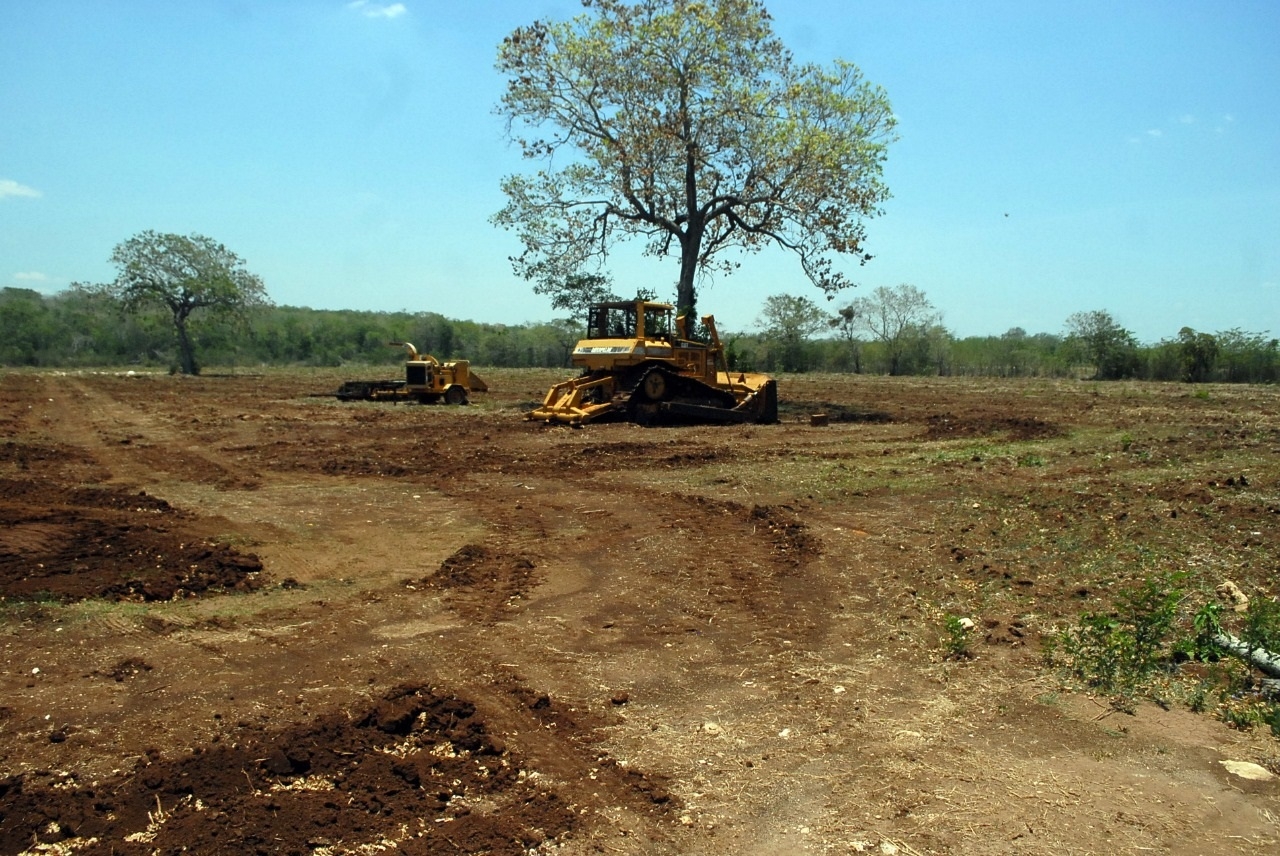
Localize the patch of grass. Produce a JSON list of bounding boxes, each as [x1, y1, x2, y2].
[[0, 593, 64, 626], [0, 591, 63, 608], [1183, 678, 1213, 714], [1217, 690, 1280, 737], [687, 451, 937, 501], [0, 596, 163, 632]]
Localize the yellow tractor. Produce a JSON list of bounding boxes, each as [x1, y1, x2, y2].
[[334, 342, 487, 405], [526, 300, 776, 426]]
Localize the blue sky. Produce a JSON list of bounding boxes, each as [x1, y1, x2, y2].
[[2, 0, 1276, 341]]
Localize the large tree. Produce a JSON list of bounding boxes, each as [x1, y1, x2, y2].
[[542, 272, 622, 325], [493, 0, 896, 321], [103, 231, 270, 375]]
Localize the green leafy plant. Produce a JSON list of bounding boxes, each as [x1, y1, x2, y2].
[[1241, 596, 1280, 651], [1055, 573, 1185, 698], [1188, 600, 1225, 661], [942, 614, 973, 660]]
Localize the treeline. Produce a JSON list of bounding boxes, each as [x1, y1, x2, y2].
[[2, 285, 1276, 384], [0, 286, 578, 370], [730, 326, 1280, 384]]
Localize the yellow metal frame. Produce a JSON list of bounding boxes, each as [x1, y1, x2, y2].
[[525, 300, 773, 426]]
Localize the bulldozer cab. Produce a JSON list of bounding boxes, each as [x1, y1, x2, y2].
[[586, 301, 674, 341]]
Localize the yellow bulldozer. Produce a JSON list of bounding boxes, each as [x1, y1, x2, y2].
[[334, 342, 487, 405], [526, 300, 776, 427]]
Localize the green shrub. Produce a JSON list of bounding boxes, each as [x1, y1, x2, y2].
[[942, 614, 972, 660], [1054, 573, 1183, 698]]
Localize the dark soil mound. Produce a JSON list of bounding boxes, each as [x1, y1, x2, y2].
[[0, 478, 262, 602]]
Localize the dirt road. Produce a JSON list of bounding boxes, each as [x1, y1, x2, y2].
[[1, 369, 1277, 854]]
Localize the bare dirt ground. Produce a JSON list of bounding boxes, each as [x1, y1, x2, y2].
[[1, 367, 1277, 855]]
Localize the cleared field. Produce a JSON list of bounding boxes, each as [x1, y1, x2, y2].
[[1, 367, 1277, 855]]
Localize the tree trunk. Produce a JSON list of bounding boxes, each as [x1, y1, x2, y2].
[[173, 311, 199, 375], [1213, 632, 1280, 678], [676, 232, 699, 323]]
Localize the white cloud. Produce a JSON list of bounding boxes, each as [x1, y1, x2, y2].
[[1145, 129, 1162, 138], [14, 272, 49, 283], [346, 1, 407, 18], [0, 178, 41, 200], [1178, 114, 1195, 124]]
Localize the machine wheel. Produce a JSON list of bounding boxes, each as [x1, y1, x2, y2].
[[640, 368, 669, 402], [444, 385, 468, 406]]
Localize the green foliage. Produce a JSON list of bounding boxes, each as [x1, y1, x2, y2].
[[2, 281, 1277, 383], [1214, 677, 1280, 737], [1242, 596, 1280, 651], [1194, 605, 1280, 735], [941, 614, 972, 660], [1216, 328, 1280, 383], [98, 231, 271, 375], [1055, 573, 1183, 697], [493, 0, 897, 318], [838, 284, 943, 376], [0, 287, 56, 365], [534, 273, 620, 321], [1054, 576, 1280, 734], [1065, 309, 1139, 380], [0, 293, 582, 371], [1177, 327, 1219, 382], [1141, 327, 1275, 383], [756, 294, 829, 372], [1189, 600, 1225, 661], [937, 330, 1069, 378]]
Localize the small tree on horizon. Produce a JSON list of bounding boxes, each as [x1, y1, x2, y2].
[[757, 293, 828, 372], [1065, 309, 1138, 380], [99, 231, 270, 375], [829, 304, 864, 373], [841, 284, 941, 375], [1177, 326, 1219, 383]]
